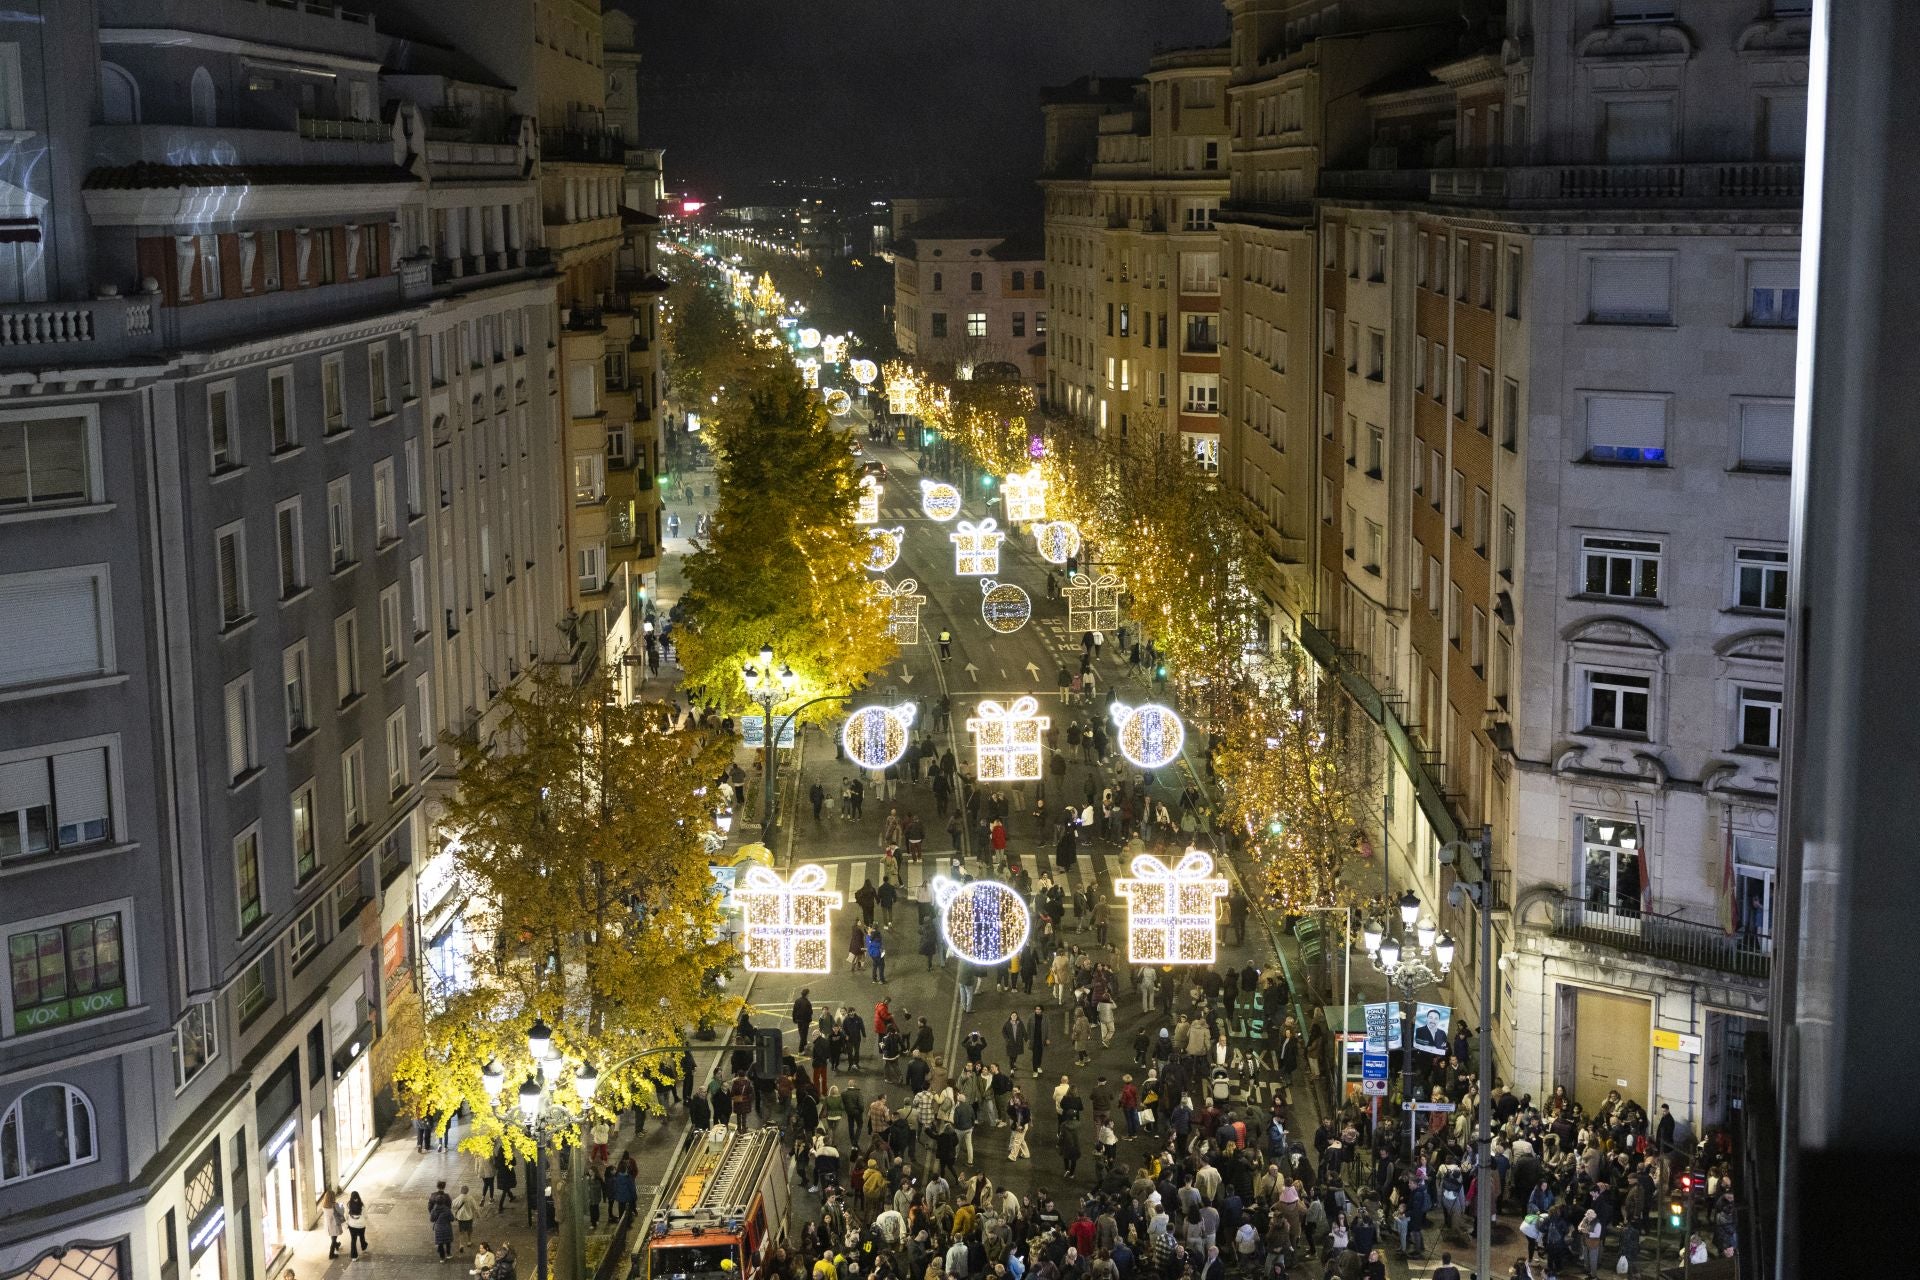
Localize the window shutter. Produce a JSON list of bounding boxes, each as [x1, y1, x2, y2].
[[1587, 396, 1667, 452], [219, 534, 240, 620], [0, 757, 48, 813], [1747, 260, 1798, 294], [1589, 257, 1671, 321], [1740, 402, 1794, 468], [0, 575, 102, 687], [53, 749, 108, 833]]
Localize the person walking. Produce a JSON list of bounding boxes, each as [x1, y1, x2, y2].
[[809, 782, 827, 821], [867, 928, 887, 983], [1007, 1089, 1033, 1160], [327, 1192, 345, 1259], [452, 1186, 478, 1245], [855, 879, 878, 925], [431, 1195, 455, 1262], [346, 1191, 369, 1259], [1028, 1005, 1050, 1077]]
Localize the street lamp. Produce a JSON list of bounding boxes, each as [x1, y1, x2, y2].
[[742, 644, 798, 832], [1363, 891, 1455, 1170]]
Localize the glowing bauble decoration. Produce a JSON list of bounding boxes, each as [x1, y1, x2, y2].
[[821, 334, 848, 364], [1002, 468, 1048, 523], [799, 357, 820, 388], [841, 703, 917, 771], [853, 474, 880, 524], [950, 517, 1004, 575], [979, 580, 1031, 634], [850, 359, 878, 386], [826, 389, 854, 416], [876, 577, 927, 645], [864, 526, 904, 572], [920, 479, 962, 522], [799, 327, 822, 349], [1110, 701, 1185, 770], [1115, 849, 1229, 966], [1033, 520, 1082, 565], [737, 864, 843, 973], [932, 876, 1030, 967], [967, 695, 1049, 782], [1064, 570, 1122, 634]]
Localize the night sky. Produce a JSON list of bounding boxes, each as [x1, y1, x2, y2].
[[622, 0, 1227, 197]]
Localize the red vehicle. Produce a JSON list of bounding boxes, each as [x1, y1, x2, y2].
[[643, 1127, 789, 1280]]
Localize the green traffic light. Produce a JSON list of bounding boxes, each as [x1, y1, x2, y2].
[[981, 475, 995, 489]]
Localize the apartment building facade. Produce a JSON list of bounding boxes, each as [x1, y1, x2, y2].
[[1166, 0, 1801, 1128], [892, 208, 1047, 392], [0, 5, 601, 1280], [1040, 52, 1233, 466]]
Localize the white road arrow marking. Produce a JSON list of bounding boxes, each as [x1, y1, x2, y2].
[[899, 666, 915, 683], [1026, 662, 1042, 681], [964, 662, 980, 682]]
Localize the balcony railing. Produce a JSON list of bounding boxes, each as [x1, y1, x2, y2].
[[297, 114, 386, 143], [0, 295, 158, 365], [1430, 162, 1804, 207], [1547, 889, 1772, 979], [540, 130, 626, 165]]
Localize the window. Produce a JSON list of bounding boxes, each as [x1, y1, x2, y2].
[[334, 866, 366, 929], [274, 500, 305, 599], [208, 384, 238, 473], [1429, 450, 1444, 509], [0, 1085, 97, 1182], [435, 445, 452, 508], [1367, 231, 1386, 282], [408, 556, 427, 637], [341, 742, 365, 832], [1427, 556, 1442, 614], [1745, 258, 1799, 327], [1449, 471, 1465, 533], [172, 1003, 217, 1089], [0, 567, 112, 692], [291, 782, 316, 881], [327, 477, 353, 568], [1343, 505, 1356, 558], [1181, 374, 1220, 415], [930, 272, 942, 292], [334, 611, 360, 704], [282, 642, 310, 741], [372, 589, 401, 678], [1433, 235, 1449, 295], [289, 906, 323, 972], [1585, 670, 1651, 736], [573, 453, 605, 505], [1472, 488, 1490, 555], [7, 912, 126, 1037], [577, 544, 605, 593], [1453, 241, 1468, 300], [415, 672, 435, 754], [1476, 244, 1493, 306], [1179, 251, 1220, 293], [0, 742, 113, 861], [1470, 608, 1487, 674], [1346, 322, 1359, 372], [1476, 367, 1493, 433], [1366, 330, 1384, 380], [1321, 308, 1335, 354], [1452, 355, 1466, 418], [1735, 547, 1789, 612], [403, 438, 422, 517], [236, 954, 272, 1029], [1499, 507, 1517, 580], [1011, 270, 1026, 291], [321, 356, 345, 434], [1502, 378, 1520, 450], [234, 828, 263, 934], [224, 675, 256, 783], [195, 233, 221, 299], [966, 312, 987, 338], [1363, 520, 1382, 574], [1448, 583, 1463, 646], [1611, 0, 1676, 22], [385, 709, 409, 796], [1738, 686, 1782, 752], [0, 412, 95, 510], [215, 522, 248, 627], [1587, 255, 1672, 324], [1010, 311, 1026, 338], [1366, 426, 1383, 478], [373, 459, 397, 545], [1737, 400, 1794, 472], [263, 368, 296, 452], [1585, 394, 1668, 464], [930, 313, 947, 339], [1583, 535, 1661, 600], [968, 271, 983, 292], [1580, 816, 1644, 923], [1603, 99, 1675, 163], [1505, 246, 1523, 318]]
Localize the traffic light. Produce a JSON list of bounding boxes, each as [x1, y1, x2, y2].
[[1666, 1199, 1685, 1231], [980, 474, 996, 490], [1155, 663, 1169, 681], [923, 429, 936, 447]]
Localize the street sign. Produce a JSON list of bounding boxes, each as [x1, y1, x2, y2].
[[1362, 1078, 1387, 1097], [1404, 1101, 1457, 1112], [1653, 1029, 1704, 1056], [739, 715, 797, 749], [1361, 1051, 1389, 1097]]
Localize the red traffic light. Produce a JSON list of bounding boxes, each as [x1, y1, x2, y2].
[[1677, 1173, 1696, 1193]]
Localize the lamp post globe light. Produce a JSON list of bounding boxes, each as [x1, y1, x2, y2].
[[477, 1019, 601, 1280], [1363, 892, 1455, 1169], [742, 643, 797, 832]]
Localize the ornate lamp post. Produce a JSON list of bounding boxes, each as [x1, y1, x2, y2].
[[1363, 890, 1455, 1170], [741, 642, 796, 832]]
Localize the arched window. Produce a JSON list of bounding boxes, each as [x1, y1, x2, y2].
[[190, 67, 216, 127], [0, 1085, 97, 1184], [99, 63, 139, 124], [969, 271, 983, 292]]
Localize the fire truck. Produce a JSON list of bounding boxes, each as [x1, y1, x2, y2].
[[643, 1127, 790, 1280]]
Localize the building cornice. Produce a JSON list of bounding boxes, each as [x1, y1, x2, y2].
[[83, 181, 417, 229], [99, 27, 382, 75]]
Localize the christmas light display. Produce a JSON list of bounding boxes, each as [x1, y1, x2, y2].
[[865, 526, 904, 572], [1115, 849, 1229, 965], [799, 327, 822, 350], [876, 577, 927, 645], [799, 357, 820, 388], [979, 580, 1032, 634], [886, 375, 915, 416], [950, 517, 1004, 575], [752, 328, 783, 350], [850, 359, 879, 387], [737, 863, 843, 973], [966, 695, 1049, 781], [841, 703, 917, 771], [1033, 520, 1082, 565], [1063, 570, 1121, 634], [853, 474, 880, 524], [932, 875, 1031, 967], [821, 334, 848, 365], [1110, 702, 1185, 770], [920, 479, 962, 522], [826, 389, 854, 417], [1002, 468, 1048, 523]]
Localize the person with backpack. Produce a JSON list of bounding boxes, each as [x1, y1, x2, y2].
[[867, 928, 888, 983]]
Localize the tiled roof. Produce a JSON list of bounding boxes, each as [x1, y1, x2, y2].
[[85, 163, 419, 191]]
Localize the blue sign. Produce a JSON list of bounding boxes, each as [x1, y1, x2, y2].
[[739, 715, 797, 749], [1362, 1052, 1389, 1082]]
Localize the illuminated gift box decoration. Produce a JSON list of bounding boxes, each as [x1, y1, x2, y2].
[[1033, 520, 1082, 565], [842, 703, 917, 771], [799, 357, 820, 388], [932, 875, 1031, 967], [967, 695, 1049, 782], [1115, 849, 1229, 965], [950, 518, 1004, 575], [1111, 701, 1185, 770], [821, 334, 848, 365], [920, 479, 962, 522], [865, 526, 904, 572], [876, 577, 927, 645], [1002, 468, 1048, 524], [853, 474, 881, 524], [886, 376, 915, 416], [979, 579, 1032, 634], [737, 863, 843, 973], [1063, 570, 1121, 633]]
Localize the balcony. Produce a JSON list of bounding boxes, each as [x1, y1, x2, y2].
[[1318, 168, 1432, 200], [609, 511, 638, 548], [540, 130, 626, 165], [1430, 162, 1804, 207], [0, 294, 161, 368], [296, 114, 386, 143], [1546, 889, 1771, 979]]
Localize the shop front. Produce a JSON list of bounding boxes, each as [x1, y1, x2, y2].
[[183, 1143, 227, 1280], [327, 980, 375, 1181], [253, 1053, 303, 1265]]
